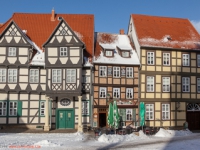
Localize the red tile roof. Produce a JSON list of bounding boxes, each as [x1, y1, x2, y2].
[[0, 12, 94, 57], [131, 14, 200, 50]]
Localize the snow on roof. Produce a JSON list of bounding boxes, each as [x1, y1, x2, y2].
[[30, 52, 45, 66], [94, 34, 140, 65]]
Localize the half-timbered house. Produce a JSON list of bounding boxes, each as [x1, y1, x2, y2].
[[0, 9, 94, 130], [128, 14, 200, 130], [93, 31, 140, 128]]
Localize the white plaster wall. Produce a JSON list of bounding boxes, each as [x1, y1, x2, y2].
[[19, 76, 28, 82], [70, 49, 79, 56], [23, 101, 28, 108], [19, 117, 28, 123], [19, 84, 28, 90], [8, 84, 17, 89], [0, 93, 7, 100], [7, 57, 17, 63], [0, 47, 6, 54], [30, 101, 39, 108], [9, 94, 18, 100], [29, 117, 39, 123], [30, 94, 39, 100], [19, 48, 28, 55], [19, 57, 27, 64], [40, 69, 46, 75], [70, 57, 79, 64], [20, 94, 28, 100], [20, 68, 28, 75], [0, 56, 5, 63], [8, 118, 17, 124], [30, 109, 39, 116], [48, 48, 57, 56]]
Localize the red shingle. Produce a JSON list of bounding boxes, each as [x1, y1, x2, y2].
[[131, 14, 200, 50], [0, 13, 94, 57]]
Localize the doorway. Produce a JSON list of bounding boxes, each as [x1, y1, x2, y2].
[[99, 113, 106, 127], [56, 109, 74, 129]]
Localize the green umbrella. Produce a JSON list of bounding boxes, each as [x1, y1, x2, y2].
[[140, 102, 145, 126], [113, 100, 120, 129], [107, 103, 114, 127]]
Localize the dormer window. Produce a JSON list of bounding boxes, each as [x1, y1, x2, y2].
[[105, 50, 113, 57], [122, 51, 129, 57]]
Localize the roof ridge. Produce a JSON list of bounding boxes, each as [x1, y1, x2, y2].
[[131, 14, 188, 20]]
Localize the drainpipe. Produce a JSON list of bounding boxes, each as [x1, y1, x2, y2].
[[138, 63, 142, 126], [90, 65, 94, 127]]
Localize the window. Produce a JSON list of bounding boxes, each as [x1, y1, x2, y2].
[[147, 52, 154, 65], [99, 87, 106, 98], [8, 69, 17, 83], [182, 77, 190, 92], [126, 109, 132, 121], [197, 55, 200, 67], [105, 50, 113, 56], [0, 102, 6, 116], [52, 69, 61, 83], [40, 101, 45, 116], [122, 51, 129, 57], [30, 69, 39, 83], [9, 102, 17, 116], [60, 47, 68, 56], [0, 69, 6, 82], [99, 66, 107, 77], [82, 75, 90, 83], [197, 78, 200, 93], [113, 88, 120, 98], [163, 53, 170, 65], [183, 54, 190, 66], [113, 67, 120, 77], [66, 69, 76, 83], [147, 76, 154, 92], [8, 47, 16, 56], [162, 104, 170, 120], [146, 104, 154, 120], [126, 67, 133, 78], [126, 88, 133, 99], [82, 101, 89, 115], [162, 77, 170, 92]]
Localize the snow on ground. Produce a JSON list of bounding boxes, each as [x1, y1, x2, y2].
[[0, 128, 200, 150]]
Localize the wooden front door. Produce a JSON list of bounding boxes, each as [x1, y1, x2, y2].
[[57, 109, 74, 129], [186, 111, 200, 130]]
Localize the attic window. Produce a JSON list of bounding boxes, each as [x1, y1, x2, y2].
[[58, 17, 62, 21], [105, 50, 113, 57], [122, 51, 130, 58]]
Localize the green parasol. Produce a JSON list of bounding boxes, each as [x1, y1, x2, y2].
[[107, 103, 114, 127], [113, 100, 120, 129], [140, 102, 145, 126]]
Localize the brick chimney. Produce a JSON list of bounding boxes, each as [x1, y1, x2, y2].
[[120, 29, 124, 35], [51, 8, 55, 21]]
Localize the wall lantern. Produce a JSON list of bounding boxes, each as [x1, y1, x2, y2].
[[176, 102, 181, 110]]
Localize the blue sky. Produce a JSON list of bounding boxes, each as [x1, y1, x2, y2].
[[0, 0, 200, 33]]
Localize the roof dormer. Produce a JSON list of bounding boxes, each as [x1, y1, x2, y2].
[[100, 44, 115, 57], [117, 45, 132, 58]]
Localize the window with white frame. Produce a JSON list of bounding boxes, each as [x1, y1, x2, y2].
[[122, 51, 129, 57], [145, 104, 154, 120], [99, 87, 106, 98], [162, 104, 170, 120], [99, 66, 107, 77], [163, 53, 170, 65], [162, 77, 170, 92], [40, 101, 45, 116], [147, 76, 154, 92], [60, 47, 68, 56], [82, 101, 89, 115], [126, 109, 132, 121], [182, 77, 190, 92], [197, 55, 200, 67], [183, 54, 190, 66], [30, 69, 39, 83], [105, 50, 113, 56], [8, 69, 17, 83], [66, 69, 76, 83], [147, 52, 154, 65], [197, 78, 200, 93], [113, 67, 120, 77], [9, 102, 17, 116], [126, 67, 133, 78], [126, 88, 133, 99], [8, 47, 16, 56], [0, 102, 6, 116], [0, 69, 6, 82], [113, 88, 120, 98], [82, 75, 90, 83], [52, 69, 61, 83]]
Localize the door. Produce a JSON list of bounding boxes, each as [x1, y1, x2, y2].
[[99, 113, 106, 127], [187, 111, 200, 130], [57, 109, 74, 129]]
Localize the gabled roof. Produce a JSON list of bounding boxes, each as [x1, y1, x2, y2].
[[94, 32, 140, 65], [131, 14, 200, 50], [0, 12, 94, 57]]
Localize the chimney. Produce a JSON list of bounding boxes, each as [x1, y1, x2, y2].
[[120, 29, 124, 35], [51, 8, 55, 21]]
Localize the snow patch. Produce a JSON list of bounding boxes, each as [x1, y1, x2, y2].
[[155, 128, 193, 137], [34, 140, 61, 147]]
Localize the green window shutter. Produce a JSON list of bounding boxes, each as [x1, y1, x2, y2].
[[119, 109, 126, 121], [133, 108, 136, 121], [17, 101, 22, 117]]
